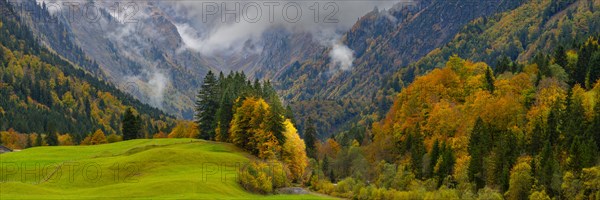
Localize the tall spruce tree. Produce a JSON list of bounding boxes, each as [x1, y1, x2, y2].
[[409, 132, 426, 178], [266, 104, 286, 145], [495, 132, 518, 192], [195, 71, 219, 140], [35, 133, 42, 146], [122, 107, 141, 140], [494, 56, 512, 75], [534, 53, 552, 77], [547, 102, 562, 146], [304, 117, 318, 158], [26, 135, 32, 148], [257, 80, 286, 145], [285, 105, 296, 125], [554, 45, 568, 69], [530, 122, 545, 155], [573, 40, 595, 86], [468, 118, 487, 189], [429, 139, 441, 179], [485, 67, 495, 94], [587, 102, 600, 151], [538, 141, 559, 196], [588, 51, 600, 88], [45, 132, 58, 146], [563, 87, 586, 147], [215, 87, 234, 142], [437, 142, 455, 186]]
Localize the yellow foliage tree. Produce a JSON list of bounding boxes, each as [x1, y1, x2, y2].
[[505, 160, 533, 200], [90, 129, 107, 145], [80, 134, 92, 145], [58, 134, 74, 146], [230, 97, 281, 159], [281, 120, 308, 183], [168, 121, 198, 138], [0, 129, 28, 149], [253, 129, 280, 160]]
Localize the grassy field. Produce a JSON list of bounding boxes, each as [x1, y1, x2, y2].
[[0, 139, 329, 199]]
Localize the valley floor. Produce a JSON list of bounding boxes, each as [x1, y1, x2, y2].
[[0, 139, 329, 199]]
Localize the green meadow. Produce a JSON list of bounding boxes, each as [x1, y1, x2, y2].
[[0, 139, 330, 199]]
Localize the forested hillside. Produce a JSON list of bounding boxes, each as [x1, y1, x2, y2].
[[401, 0, 600, 88], [307, 44, 600, 198], [9, 0, 208, 118], [283, 0, 600, 141], [12, 0, 104, 78], [276, 0, 525, 139], [0, 0, 175, 147]]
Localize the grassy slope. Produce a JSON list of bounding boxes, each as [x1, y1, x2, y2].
[[0, 139, 328, 199]]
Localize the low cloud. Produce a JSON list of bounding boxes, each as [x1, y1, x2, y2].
[[175, 21, 268, 55], [161, 1, 398, 56], [330, 43, 355, 71], [147, 70, 168, 107], [123, 65, 169, 109]]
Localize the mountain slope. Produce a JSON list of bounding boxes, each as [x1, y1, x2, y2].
[[405, 0, 600, 81], [0, 0, 174, 140], [10, 0, 209, 118], [274, 0, 525, 137], [0, 139, 329, 199]]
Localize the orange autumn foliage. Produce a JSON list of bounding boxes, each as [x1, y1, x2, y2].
[[58, 134, 74, 146], [316, 138, 341, 160], [168, 121, 198, 138], [367, 56, 578, 161], [153, 131, 168, 138], [80, 129, 107, 145]]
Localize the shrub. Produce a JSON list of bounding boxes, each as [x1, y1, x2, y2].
[[476, 187, 503, 200], [529, 190, 551, 200], [424, 187, 460, 200], [238, 161, 291, 194], [357, 185, 374, 200], [335, 177, 356, 196], [239, 161, 272, 194], [106, 133, 122, 143]]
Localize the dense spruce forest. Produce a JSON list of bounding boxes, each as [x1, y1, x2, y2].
[[0, 1, 175, 148]]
